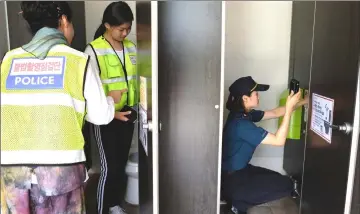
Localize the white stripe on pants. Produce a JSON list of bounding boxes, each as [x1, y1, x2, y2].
[[94, 125, 107, 214]]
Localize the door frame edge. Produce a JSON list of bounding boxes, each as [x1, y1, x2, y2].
[[216, 1, 227, 214]]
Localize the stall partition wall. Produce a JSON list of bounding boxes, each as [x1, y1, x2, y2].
[[0, 1, 9, 58], [5, 1, 86, 51], [295, 2, 360, 214]]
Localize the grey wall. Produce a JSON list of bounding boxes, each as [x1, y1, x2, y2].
[[224, 1, 293, 174]]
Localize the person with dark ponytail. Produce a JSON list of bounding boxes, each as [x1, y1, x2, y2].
[[84, 2, 137, 214], [1, 1, 124, 213], [221, 76, 308, 213]]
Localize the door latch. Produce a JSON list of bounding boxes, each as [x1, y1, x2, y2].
[[142, 120, 162, 132], [142, 120, 153, 132], [324, 121, 353, 135]]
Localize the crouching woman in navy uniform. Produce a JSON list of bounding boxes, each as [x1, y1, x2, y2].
[[221, 76, 308, 213]]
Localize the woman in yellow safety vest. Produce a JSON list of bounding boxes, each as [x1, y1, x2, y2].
[[84, 2, 137, 214], [0, 1, 125, 213]]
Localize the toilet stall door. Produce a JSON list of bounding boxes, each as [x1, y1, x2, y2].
[[300, 2, 360, 214], [158, 1, 222, 214], [136, 2, 159, 214], [137, 2, 223, 213]]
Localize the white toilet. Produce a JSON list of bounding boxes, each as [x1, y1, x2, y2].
[[125, 152, 139, 205]]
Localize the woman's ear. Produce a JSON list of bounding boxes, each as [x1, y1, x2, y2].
[[242, 95, 248, 104], [61, 15, 68, 26], [104, 23, 111, 30], [58, 15, 69, 31]]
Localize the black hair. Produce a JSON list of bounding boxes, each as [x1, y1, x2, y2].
[[94, 1, 134, 40], [226, 92, 251, 112], [21, 1, 72, 35]]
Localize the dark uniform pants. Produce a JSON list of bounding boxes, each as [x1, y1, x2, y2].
[[222, 164, 293, 212]]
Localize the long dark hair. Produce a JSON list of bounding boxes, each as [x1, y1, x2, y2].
[[94, 1, 134, 39], [226, 92, 251, 113], [21, 1, 72, 35]]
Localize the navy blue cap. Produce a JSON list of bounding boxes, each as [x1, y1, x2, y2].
[[229, 76, 269, 96]]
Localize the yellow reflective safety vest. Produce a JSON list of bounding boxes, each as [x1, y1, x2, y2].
[[89, 36, 138, 111], [0, 45, 88, 165]]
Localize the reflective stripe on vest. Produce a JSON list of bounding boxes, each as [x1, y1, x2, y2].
[[94, 46, 136, 56], [90, 36, 138, 110], [0, 45, 87, 165], [101, 75, 137, 84]]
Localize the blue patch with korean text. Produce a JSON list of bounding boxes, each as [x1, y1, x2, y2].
[[6, 56, 66, 90]]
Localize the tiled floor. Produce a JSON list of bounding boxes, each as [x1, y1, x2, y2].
[[85, 173, 139, 214], [85, 173, 232, 214]]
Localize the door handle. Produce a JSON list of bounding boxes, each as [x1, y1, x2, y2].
[[142, 120, 162, 132], [142, 120, 153, 132], [324, 121, 353, 135]]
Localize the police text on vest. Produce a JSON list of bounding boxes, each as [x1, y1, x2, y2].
[[6, 57, 66, 90]]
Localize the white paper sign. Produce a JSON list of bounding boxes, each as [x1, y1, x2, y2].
[[310, 93, 335, 143], [139, 105, 148, 156], [139, 76, 148, 111], [139, 76, 148, 156]]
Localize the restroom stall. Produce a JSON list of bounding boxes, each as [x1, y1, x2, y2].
[[137, 1, 223, 214], [224, 1, 294, 175], [1, 1, 360, 214], [139, 1, 298, 213], [223, 1, 305, 212], [138, 1, 360, 214], [224, 1, 360, 213]]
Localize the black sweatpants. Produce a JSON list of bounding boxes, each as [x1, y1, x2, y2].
[[222, 164, 293, 212], [94, 119, 134, 214]]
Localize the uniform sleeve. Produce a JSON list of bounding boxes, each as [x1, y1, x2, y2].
[[83, 55, 115, 125], [250, 110, 265, 122], [237, 121, 268, 147]]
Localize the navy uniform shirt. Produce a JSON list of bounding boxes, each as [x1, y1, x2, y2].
[[222, 110, 268, 172]]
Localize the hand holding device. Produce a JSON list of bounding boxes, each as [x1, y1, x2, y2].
[[120, 105, 138, 123], [289, 79, 300, 94]]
